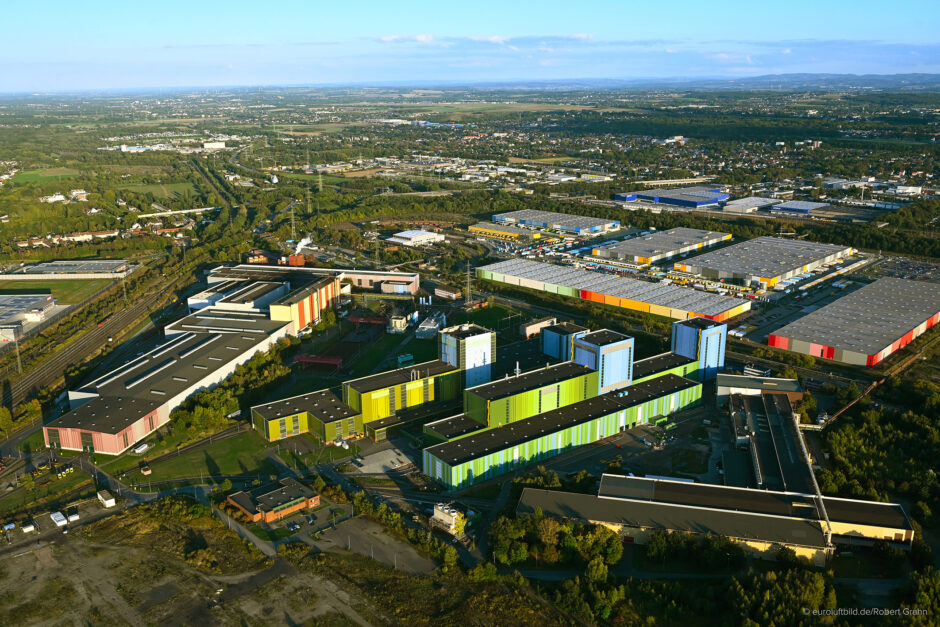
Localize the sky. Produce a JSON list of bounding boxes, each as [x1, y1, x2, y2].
[[1, 0, 938, 92]]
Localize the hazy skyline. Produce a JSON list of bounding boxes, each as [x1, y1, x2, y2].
[[2, 0, 939, 92]]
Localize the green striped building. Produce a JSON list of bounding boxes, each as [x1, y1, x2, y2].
[[423, 374, 701, 489]]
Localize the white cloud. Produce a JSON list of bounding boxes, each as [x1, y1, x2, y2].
[[782, 48, 792, 54], [379, 34, 434, 44], [466, 35, 510, 44]]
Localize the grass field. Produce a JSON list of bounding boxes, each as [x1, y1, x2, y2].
[[13, 167, 80, 182], [118, 182, 199, 198], [0, 278, 111, 303], [124, 432, 277, 484]]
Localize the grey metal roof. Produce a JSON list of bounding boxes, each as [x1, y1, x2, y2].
[[492, 209, 618, 230], [517, 487, 830, 549], [478, 258, 745, 317], [770, 278, 940, 356], [680, 236, 852, 280], [593, 228, 729, 261], [48, 310, 289, 434]]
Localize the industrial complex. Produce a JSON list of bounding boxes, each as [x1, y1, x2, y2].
[[490, 209, 620, 235], [674, 236, 855, 288], [41, 263, 428, 455], [422, 318, 722, 489], [769, 278, 940, 366], [591, 227, 731, 265], [477, 258, 750, 321]]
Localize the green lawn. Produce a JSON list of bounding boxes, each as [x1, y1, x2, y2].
[[118, 182, 199, 198], [123, 432, 277, 484], [0, 279, 112, 304], [13, 167, 80, 182], [249, 525, 297, 542]]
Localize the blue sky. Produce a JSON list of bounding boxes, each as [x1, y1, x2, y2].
[[2, 0, 938, 92]]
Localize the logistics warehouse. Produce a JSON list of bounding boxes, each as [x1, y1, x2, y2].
[[769, 277, 940, 366], [674, 236, 854, 288], [477, 258, 750, 322], [591, 227, 731, 265]]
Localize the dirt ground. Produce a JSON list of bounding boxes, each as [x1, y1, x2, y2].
[[0, 532, 382, 626]]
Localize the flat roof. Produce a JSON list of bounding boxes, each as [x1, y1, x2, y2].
[[680, 236, 853, 280], [271, 276, 337, 307], [392, 230, 441, 238], [518, 487, 829, 549], [428, 375, 699, 465], [770, 278, 940, 357], [465, 361, 593, 402], [218, 281, 284, 305], [596, 474, 911, 531], [632, 352, 696, 380], [543, 322, 588, 336], [594, 228, 730, 260], [425, 413, 488, 439], [48, 310, 288, 435], [773, 200, 830, 211], [0, 294, 54, 325], [576, 329, 631, 347], [345, 359, 458, 394], [479, 259, 745, 318], [19, 260, 130, 274], [441, 323, 492, 340], [492, 209, 618, 230], [717, 374, 802, 394], [677, 317, 724, 331], [252, 388, 357, 423]]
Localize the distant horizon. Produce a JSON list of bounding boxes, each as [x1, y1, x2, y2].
[[3, 72, 940, 97], [2, 0, 938, 92]]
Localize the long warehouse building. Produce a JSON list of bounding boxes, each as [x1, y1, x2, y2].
[[675, 236, 854, 288], [44, 310, 290, 455], [424, 375, 702, 489], [769, 278, 940, 366], [477, 259, 749, 322], [491, 209, 620, 235], [592, 227, 731, 265]]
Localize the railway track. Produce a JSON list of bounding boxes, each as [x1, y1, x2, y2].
[[2, 286, 171, 408]]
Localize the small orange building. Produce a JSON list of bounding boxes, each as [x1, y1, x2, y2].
[[227, 478, 320, 523]]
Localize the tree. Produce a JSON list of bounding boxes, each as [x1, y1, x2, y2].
[[220, 478, 233, 492], [585, 556, 608, 583], [443, 546, 459, 572], [0, 406, 12, 435]]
